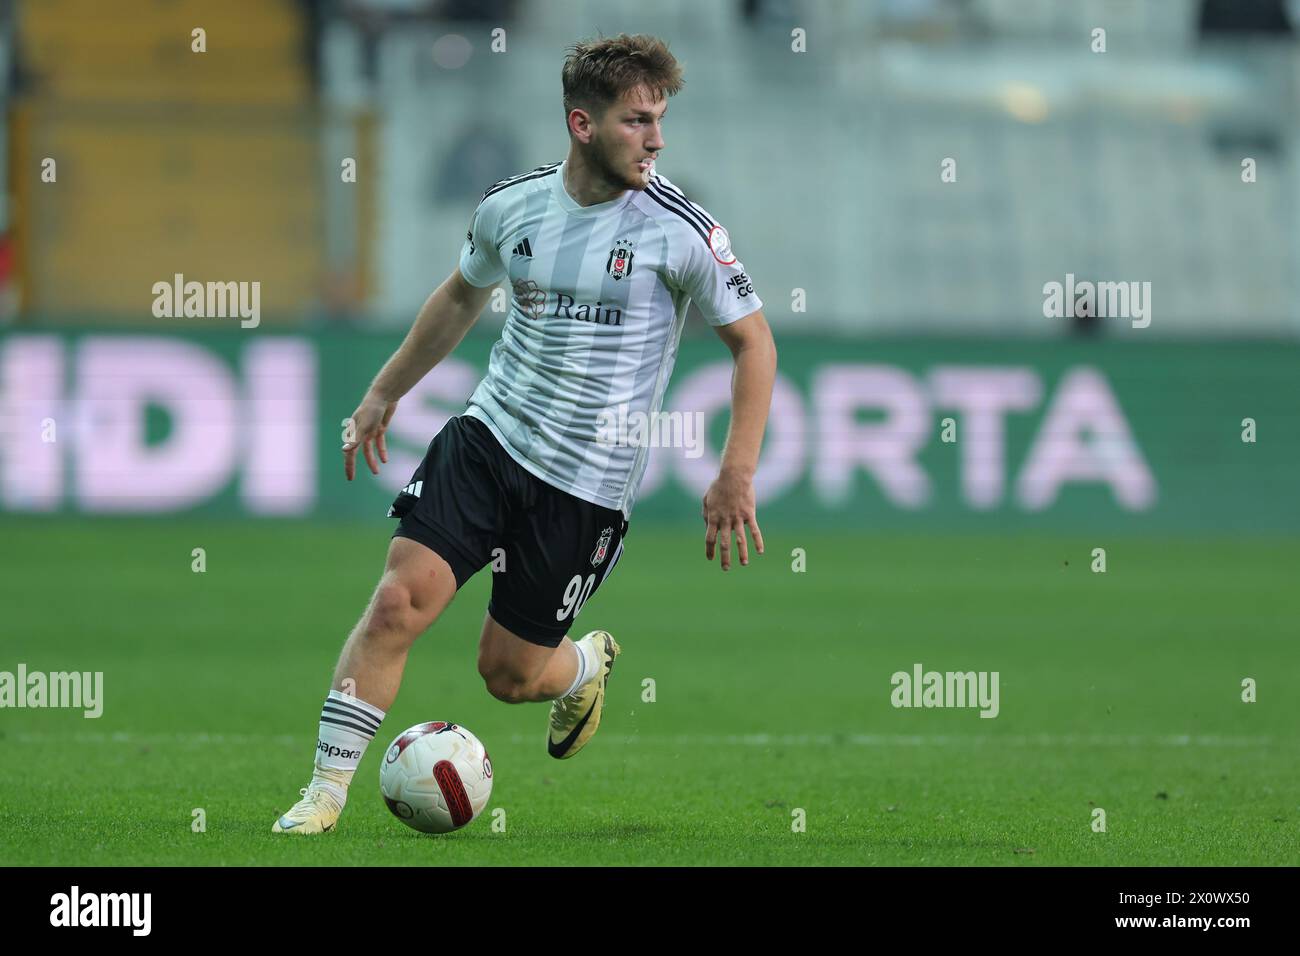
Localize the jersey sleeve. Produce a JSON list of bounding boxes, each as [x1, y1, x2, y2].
[[675, 220, 763, 327], [458, 196, 507, 288]]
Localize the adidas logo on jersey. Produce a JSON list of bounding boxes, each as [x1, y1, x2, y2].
[[511, 237, 534, 258], [400, 481, 422, 497]]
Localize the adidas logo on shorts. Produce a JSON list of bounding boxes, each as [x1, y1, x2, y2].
[[386, 480, 422, 518]]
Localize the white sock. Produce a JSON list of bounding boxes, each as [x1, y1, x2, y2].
[[309, 766, 350, 806], [312, 690, 386, 800], [560, 636, 600, 699]]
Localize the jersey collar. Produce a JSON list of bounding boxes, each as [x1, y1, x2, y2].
[[552, 160, 631, 218]]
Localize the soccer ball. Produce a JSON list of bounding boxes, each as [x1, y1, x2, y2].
[[379, 721, 493, 834]]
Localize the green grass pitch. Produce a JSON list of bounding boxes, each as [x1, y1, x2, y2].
[[1, 517, 1296, 866]]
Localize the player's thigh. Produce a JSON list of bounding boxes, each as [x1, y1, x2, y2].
[[363, 536, 460, 634], [386, 414, 507, 601], [487, 485, 629, 651]]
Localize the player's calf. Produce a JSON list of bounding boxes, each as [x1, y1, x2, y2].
[[478, 640, 577, 703]]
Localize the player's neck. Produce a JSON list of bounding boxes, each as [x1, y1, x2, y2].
[[562, 152, 628, 207]]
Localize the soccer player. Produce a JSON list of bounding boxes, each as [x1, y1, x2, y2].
[[273, 33, 776, 834]]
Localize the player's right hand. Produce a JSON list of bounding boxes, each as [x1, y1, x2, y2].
[[343, 393, 398, 481]]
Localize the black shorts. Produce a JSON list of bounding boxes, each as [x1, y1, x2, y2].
[[387, 414, 629, 648]]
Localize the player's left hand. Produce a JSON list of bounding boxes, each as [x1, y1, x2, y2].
[[702, 470, 764, 571]]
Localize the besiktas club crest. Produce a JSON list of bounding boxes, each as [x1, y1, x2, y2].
[[590, 526, 614, 567], [606, 240, 634, 280]]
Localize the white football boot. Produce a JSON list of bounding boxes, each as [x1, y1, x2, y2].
[[547, 630, 620, 759], [272, 770, 348, 834]]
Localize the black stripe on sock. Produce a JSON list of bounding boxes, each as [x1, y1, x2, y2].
[[322, 706, 379, 735], [323, 698, 382, 729], [319, 714, 378, 738]]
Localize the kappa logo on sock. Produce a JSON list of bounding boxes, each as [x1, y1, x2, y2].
[[317, 741, 363, 760]]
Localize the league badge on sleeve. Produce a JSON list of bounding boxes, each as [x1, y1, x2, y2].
[[708, 225, 736, 265]]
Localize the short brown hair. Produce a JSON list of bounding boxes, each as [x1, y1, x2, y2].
[[561, 33, 684, 127]]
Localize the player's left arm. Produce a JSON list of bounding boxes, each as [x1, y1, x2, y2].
[[702, 308, 777, 571]]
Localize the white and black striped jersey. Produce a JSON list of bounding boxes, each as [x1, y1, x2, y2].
[[456, 159, 762, 518]]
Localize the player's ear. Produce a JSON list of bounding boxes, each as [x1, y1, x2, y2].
[[567, 108, 590, 141]]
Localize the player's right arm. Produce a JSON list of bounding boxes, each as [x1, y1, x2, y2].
[[345, 194, 508, 480], [343, 266, 495, 481]]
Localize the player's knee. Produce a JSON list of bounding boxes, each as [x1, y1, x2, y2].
[[476, 650, 495, 684], [364, 582, 428, 643], [481, 666, 532, 704]]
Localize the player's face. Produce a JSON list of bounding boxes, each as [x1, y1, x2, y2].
[[588, 86, 667, 191]]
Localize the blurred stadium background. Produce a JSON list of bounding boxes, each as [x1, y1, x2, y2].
[[1, 0, 1297, 530], [1, 0, 1298, 865]]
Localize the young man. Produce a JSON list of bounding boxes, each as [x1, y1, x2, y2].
[[273, 33, 776, 834]]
